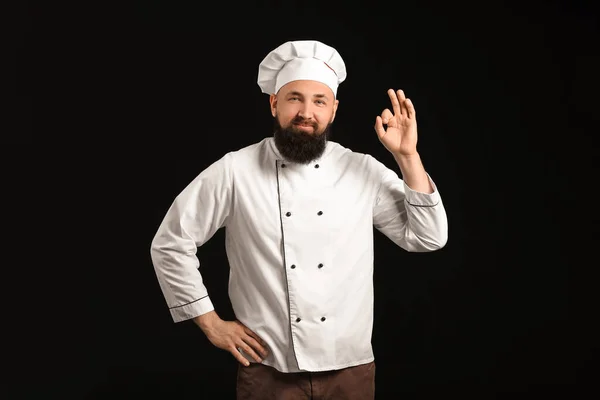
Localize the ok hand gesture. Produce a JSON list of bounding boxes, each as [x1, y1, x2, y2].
[[374, 89, 418, 157]]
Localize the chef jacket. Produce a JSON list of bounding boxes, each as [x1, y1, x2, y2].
[[150, 137, 448, 373]]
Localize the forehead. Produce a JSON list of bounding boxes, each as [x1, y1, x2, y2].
[[278, 80, 334, 98]]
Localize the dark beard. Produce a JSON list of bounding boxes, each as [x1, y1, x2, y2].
[[273, 116, 332, 164]]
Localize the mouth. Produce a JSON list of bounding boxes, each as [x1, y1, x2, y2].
[[293, 123, 315, 131]]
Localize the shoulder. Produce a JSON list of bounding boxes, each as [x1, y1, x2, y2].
[[219, 138, 275, 181], [189, 139, 267, 180], [198, 138, 270, 174], [227, 137, 271, 162]]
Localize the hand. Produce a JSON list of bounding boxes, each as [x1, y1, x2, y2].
[[374, 89, 418, 157], [199, 314, 269, 366]]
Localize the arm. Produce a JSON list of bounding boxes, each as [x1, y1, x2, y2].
[[150, 155, 270, 366], [393, 152, 433, 194], [372, 156, 448, 252], [373, 88, 448, 251], [150, 153, 233, 323]]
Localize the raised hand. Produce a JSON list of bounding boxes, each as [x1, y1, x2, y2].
[[374, 89, 418, 157]]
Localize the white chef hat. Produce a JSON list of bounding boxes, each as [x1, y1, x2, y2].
[[257, 40, 347, 98]]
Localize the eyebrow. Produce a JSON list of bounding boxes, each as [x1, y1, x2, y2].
[[287, 91, 329, 101]]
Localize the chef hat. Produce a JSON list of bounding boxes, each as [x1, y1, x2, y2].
[[257, 40, 347, 98]]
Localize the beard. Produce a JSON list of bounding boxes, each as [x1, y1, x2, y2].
[[273, 115, 332, 164]]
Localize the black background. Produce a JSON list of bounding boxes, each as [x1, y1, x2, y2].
[[18, 0, 598, 398]]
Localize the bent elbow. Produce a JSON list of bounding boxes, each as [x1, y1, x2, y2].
[[427, 227, 448, 251], [150, 231, 168, 261], [411, 229, 448, 252], [422, 219, 449, 251], [432, 233, 448, 251]]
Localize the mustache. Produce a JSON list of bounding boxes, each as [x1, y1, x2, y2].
[[291, 117, 317, 128]]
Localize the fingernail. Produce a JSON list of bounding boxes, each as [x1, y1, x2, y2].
[[245, 361, 249, 366]]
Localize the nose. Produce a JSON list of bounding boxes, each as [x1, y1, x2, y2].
[[298, 102, 314, 120]]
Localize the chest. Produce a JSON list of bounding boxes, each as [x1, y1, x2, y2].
[[231, 159, 374, 241]]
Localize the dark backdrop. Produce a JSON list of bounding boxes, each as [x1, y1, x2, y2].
[[22, 0, 597, 398]]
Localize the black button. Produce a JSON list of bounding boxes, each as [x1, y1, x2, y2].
[[318, 263, 323, 269], [317, 211, 323, 215], [321, 317, 326, 322], [296, 317, 301, 322], [291, 264, 296, 269], [315, 164, 319, 168], [286, 212, 291, 217], [281, 163, 286, 168]]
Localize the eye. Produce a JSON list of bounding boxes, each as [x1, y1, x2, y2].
[[289, 97, 300, 101]]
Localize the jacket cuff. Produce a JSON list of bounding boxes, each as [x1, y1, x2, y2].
[[403, 174, 441, 207], [169, 295, 215, 323]]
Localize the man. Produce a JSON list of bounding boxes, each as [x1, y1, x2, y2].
[[150, 39, 448, 399]]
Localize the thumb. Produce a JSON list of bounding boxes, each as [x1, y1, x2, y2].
[[374, 116, 386, 139]]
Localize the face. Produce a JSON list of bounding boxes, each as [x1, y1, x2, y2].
[[270, 80, 339, 164]]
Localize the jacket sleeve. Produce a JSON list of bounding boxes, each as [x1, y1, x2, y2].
[[150, 153, 234, 322], [371, 156, 448, 252]]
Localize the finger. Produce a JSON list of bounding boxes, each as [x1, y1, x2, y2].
[[238, 340, 263, 363], [387, 89, 402, 116], [244, 328, 269, 357], [243, 337, 267, 361], [405, 98, 416, 119], [397, 90, 408, 116], [243, 332, 269, 358], [231, 345, 250, 366], [374, 116, 386, 139], [380, 108, 393, 124], [244, 327, 268, 348]]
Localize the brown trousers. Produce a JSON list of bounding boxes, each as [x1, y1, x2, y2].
[[236, 361, 375, 400]]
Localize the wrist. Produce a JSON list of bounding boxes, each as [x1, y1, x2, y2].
[[194, 310, 220, 331], [393, 151, 420, 164]]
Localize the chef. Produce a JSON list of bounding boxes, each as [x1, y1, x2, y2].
[[150, 39, 448, 399]]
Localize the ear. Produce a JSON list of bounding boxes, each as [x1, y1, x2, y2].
[[269, 94, 277, 117], [331, 99, 340, 123]]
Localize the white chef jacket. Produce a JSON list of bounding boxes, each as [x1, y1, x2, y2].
[[150, 137, 448, 373]]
